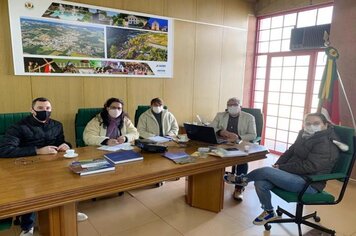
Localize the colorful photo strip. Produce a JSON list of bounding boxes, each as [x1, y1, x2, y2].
[[42, 2, 168, 32], [106, 27, 167, 61], [21, 18, 105, 58], [24, 57, 154, 76], [9, 0, 172, 77]]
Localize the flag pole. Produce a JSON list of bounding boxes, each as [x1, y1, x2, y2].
[[320, 32, 356, 131], [335, 67, 356, 131]]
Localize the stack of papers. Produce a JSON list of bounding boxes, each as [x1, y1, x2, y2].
[[163, 151, 195, 164], [148, 136, 172, 143], [246, 143, 269, 154], [69, 158, 115, 176], [209, 148, 248, 158], [97, 143, 133, 152], [209, 144, 269, 158]]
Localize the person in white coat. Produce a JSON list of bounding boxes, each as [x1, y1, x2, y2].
[[83, 98, 139, 146], [137, 97, 179, 139], [210, 97, 257, 201]]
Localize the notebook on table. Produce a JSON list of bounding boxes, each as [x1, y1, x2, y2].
[[183, 123, 227, 144], [69, 158, 115, 176], [104, 150, 143, 164]]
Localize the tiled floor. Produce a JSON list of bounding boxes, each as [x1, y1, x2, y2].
[[2, 155, 356, 236]]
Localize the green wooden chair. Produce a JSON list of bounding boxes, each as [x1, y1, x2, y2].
[[134, 105, 150, 127], [134, 105, 167, 127], [74, 108, 102, 147], [241, 107, 263, 144], [230, 108, 263, 175], [0, 218, 12, 231], [265, 125, 356, 236], [0, 112, 31, 143]]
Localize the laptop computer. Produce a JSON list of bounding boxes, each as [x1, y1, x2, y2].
[[183, 123, 227, 144]]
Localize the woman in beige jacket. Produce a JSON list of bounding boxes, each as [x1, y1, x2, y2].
[[83, 98, 139, 146]]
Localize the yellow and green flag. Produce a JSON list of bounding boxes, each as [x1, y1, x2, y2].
[[318, 46, 340, 124]]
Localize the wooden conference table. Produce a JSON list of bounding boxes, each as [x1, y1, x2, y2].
[[0, 141, 267, 236]]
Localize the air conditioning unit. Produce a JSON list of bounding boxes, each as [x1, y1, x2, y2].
[[290, 24, 331, 50]]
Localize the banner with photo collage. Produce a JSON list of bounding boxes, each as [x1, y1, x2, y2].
[[8, 0, 173, 78]]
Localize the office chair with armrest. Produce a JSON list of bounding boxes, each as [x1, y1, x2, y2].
[[74, 108, 102, 147], [230, 108, 263, 175], [265, 125, 356, 236]]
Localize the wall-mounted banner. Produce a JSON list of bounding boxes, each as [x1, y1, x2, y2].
[[8, 0, 173, 78]]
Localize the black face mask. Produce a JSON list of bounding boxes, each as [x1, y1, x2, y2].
[[34, 110, 51, 122]]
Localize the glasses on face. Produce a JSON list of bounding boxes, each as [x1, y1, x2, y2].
[[227, 104, 240, 107], [109, 106, 122, 110], [305, 121, 322, 126]]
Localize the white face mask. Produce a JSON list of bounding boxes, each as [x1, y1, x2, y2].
[[152, 106, 163, 114], [227, 106, 240, 116], [304, 125, 321, 135], [108, 109, 122, 118]]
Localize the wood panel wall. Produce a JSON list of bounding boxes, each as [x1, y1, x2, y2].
[[331, 0, 356, 178], [254, 0, 332, 16], [0, 0, 254, 145]]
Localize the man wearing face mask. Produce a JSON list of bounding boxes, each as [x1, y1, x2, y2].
[[0, 97, 72, 236], [83, 97, 139, 146], [137, 97, 179, 139], [210, 97, 257, 200], [0, 97, 70, 157]]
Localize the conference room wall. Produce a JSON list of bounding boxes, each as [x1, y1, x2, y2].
[[0, 0, 253, 145], [254, 0, 332, 16]]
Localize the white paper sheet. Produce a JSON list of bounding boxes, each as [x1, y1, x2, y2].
[[97, 143, 133, 152]]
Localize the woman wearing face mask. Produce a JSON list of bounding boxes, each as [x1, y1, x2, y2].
[[224, 113, 344, 226], [137, 97, 179, 139], [83, 98, 139, 146], [210, 97, 257, 200]]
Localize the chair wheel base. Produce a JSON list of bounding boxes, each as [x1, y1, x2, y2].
[[276, 209, 283, 216], [314, 216, 321, 222], [13, 217, 21, 226], [155, 182, 163, 187], [264, 224, 271, 230]]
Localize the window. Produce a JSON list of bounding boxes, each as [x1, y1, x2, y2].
[[252, 4, 333, 154]]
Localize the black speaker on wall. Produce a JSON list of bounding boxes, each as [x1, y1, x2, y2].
[[290, 24, 331, 50]]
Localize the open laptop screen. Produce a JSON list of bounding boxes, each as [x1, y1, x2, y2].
[[183, 123, 226, 144]]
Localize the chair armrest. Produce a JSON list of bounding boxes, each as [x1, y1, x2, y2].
[[306, 173, 347, 182], [297, 172, 347, 203], [251, 137, 261, 144]]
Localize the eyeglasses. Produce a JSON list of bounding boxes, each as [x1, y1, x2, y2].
[[109, 106, 122, 110], [305, 121, 322, 126], [227, 104, 240, 107]]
